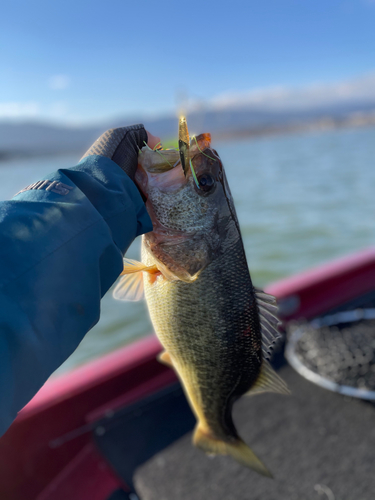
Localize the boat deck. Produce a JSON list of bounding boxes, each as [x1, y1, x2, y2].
[[95, 286, 375, 499], [129, 363, 375, 500]]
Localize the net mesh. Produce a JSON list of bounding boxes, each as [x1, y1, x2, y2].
[[287, 312, 375, 392]]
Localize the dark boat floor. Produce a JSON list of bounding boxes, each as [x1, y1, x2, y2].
[[95, 291, 375, 499], [96, 363, 375, 500]]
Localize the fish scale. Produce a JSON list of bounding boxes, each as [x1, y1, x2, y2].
[[115, 128, 289, 476], [142, 237, 262, 439], [148, 178, 212, 233]]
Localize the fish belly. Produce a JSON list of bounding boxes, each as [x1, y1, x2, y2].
[[142, 241, 262, 439]]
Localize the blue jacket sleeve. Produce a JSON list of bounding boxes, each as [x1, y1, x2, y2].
[[0, 155, 152, 436]]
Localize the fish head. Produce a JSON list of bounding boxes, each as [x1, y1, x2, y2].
[[135, 133, 241, 282]]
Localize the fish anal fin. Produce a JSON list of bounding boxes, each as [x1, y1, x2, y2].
[[193, 425, 272, 478], [157, 350, 174, 368], [247, 360, 290, 396]]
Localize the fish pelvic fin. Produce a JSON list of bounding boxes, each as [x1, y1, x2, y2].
[[157, 350, 174, 369], [112, 259, 158, 302], [247, 360, 290, 396], [193, 425, 273, 478]]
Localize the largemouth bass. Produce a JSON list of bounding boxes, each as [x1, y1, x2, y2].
[[114, 132, 289, 477]]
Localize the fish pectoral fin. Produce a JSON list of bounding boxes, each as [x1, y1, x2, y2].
[[113, 259, 159, 302], [157, 350, 174, 368], [121, 258, 158, 276], [193, 425, 272, 478], [246, 360, 290, 396], [113, 272, 144, 301]]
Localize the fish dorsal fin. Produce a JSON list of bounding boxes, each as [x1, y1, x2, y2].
[[113, 258, 157, 301], [247, 360, 290, 396], [254, 287, 281, 359]]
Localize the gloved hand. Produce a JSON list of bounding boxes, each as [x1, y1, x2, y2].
[[81, 124, 161, 181]]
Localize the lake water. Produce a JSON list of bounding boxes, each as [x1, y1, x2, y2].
[[1, 126, 375, 374]]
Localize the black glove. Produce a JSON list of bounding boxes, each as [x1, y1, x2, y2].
[[81, 124, 148, 181]]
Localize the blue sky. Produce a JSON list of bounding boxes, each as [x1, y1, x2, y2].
[[1, 0, 375, 124]]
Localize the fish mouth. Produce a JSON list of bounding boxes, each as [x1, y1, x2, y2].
[[135, 133, 222, 281], [135, 164, 194, 242], [136, 160, 202, 282], [135, 160, 188, 199], [135, 132, 212, 196]]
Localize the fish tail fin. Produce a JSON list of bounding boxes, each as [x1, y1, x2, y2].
[[193, 425, 273, 478]]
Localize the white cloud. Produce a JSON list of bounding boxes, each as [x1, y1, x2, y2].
[[206, 72, 375, 111], [0, 101, 40, 118], [0, 101, 75, 123], [2, 72, 375, 124], [49, 74, 70, 90]]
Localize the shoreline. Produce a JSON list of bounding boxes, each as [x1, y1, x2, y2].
[[1, 115, 375, 162], [213, 113, 375, 142]]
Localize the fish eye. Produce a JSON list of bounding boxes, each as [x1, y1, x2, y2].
[[197, 173, 216, 194]]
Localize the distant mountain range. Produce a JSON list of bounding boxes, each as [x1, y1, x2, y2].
[[1, 74, 375, 159], [0, 122, 102, 159]]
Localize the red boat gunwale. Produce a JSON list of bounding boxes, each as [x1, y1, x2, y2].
[[1, 248, 375, 499]]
